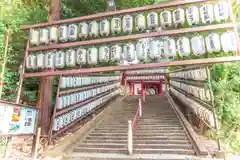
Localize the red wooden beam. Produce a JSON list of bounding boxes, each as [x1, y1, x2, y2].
[[21, 0, 211, 30], [23, 56, 240, 78], [28, 23, 233, 52]]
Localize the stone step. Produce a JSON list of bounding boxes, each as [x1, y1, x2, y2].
[[97, 124, 182, 129], [92, 130, 185, 134], [95, 126, 183, 131], [77, 143, 193, 149], [86, 135, 189, 141], [102, 121, 181, 126], [83, 139, 191, 144], [73, 147, 195, 155], [89, 132, 186, 137]]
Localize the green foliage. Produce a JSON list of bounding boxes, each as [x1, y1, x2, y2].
[[211, 62, 240, 153]]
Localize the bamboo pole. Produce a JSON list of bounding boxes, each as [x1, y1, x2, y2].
[[0, 26, 9, 99]]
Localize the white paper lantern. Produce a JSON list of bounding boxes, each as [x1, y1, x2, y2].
[[136, 39, 148, 61], [29, 29, 39, 45], [60, 77, 67, 89], [214, 1, 229, 22], [191, 35, 206, 55], [186, 6, 200, 26], [221, 31, 237, 53], [36, 53, 44, 69], [89, 21, 99, 37], [205, 33, 221, 53], [55, 51, 65, 68], [172, 8, 185, 27], [160, 10, 172, 28], [87, 47, 98, 65], [59, 25, 68, 42], [163, 38, 176, 58], [49, 27, 58, 43], [123, 43, 136, 63], [122, 15, 133, 34], [110, 44, 122, 62], [52, 118, 61, 131], [26, 55, 36, 69], [65, 49, 76, 67], [100, 19, 110, 36], [111, 17, 121, 35], [76, 48, 87, 65], [56, 97, 63, 110], [68, 24, 78, 41], [177, 37, 191, 57], [99, 46, 110, 62], [39, 28, 49, 44], [44, 52, 55, 69], [147, 12, 159, 30], [200, 4, 214, 24], [149, 40, 162, 59], [79, 22, 88, 39], [135, 14, 146, 32]]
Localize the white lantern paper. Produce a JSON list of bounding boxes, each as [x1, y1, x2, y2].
[[122, 15, 133, 34], [135, 14, 146, 32], [163, 38, 176, 58], [147, 12, 158, 29], [172, 8, 185, 27], [177, 37, 191, 57], [59, 25, 68, 42], [111, 17, 121, 34], [221, 31, 237, 53], [136, 39, 148, 61], [160, 10, 172, 28], [39, 28, 49, 44], [44, 52, 55, 69], [191, 35, 206, 55], [68, 24, 78, 41], [49, 27, 58, 43], [87, 47, 98, 65], [79, 22, 88, 39], [123, 43, 136, 63], [76, 48, 87, 65], [36, 53, 44, 69], [100, 19, 110, 36], [214, 1, 229, 22], [89, 21, 99, 37], [65, 49, 76, 67], [29, 29, 39, 45], [200, 4, 214, 24], [99, 46, 110, 62], [26, 55, 36, 69], [205, 33, 221, 53], [110, 44, 122, 62], [186, 6, 200, 26], [53, 118, 61, 131], [149, 40, 162, 59], [55, 51, 65, 68]]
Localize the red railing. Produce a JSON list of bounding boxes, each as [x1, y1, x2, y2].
[[132, 89, 146, 135]]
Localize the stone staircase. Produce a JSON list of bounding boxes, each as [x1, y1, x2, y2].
[[64, 95, 197, 159]]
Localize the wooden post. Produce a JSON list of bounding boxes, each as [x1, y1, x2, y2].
[[31, 128, 41, 160], [38, 0, 61, 136]]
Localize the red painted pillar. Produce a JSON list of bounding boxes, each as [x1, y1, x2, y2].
[[131, 83, 134, 95]]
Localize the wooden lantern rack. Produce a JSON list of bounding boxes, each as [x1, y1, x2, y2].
[[18, 0, 240, 143]]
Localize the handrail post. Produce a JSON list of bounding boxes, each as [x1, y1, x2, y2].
[[128, 120, 133, 155], [139, 98, 142, 117]]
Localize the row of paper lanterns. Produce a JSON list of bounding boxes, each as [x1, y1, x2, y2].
[[126, 75, 164, 81], [30, 2, 229, 45], [170, 87, 215, 127], [170, 80, 211, 102], [53, 89, 120, 131], [169, 68, 208, 81], [57, 82, 120, 110], [60, 76, 120, 89], [26, 31, 237, 70], [126, 68, 167, 75]]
